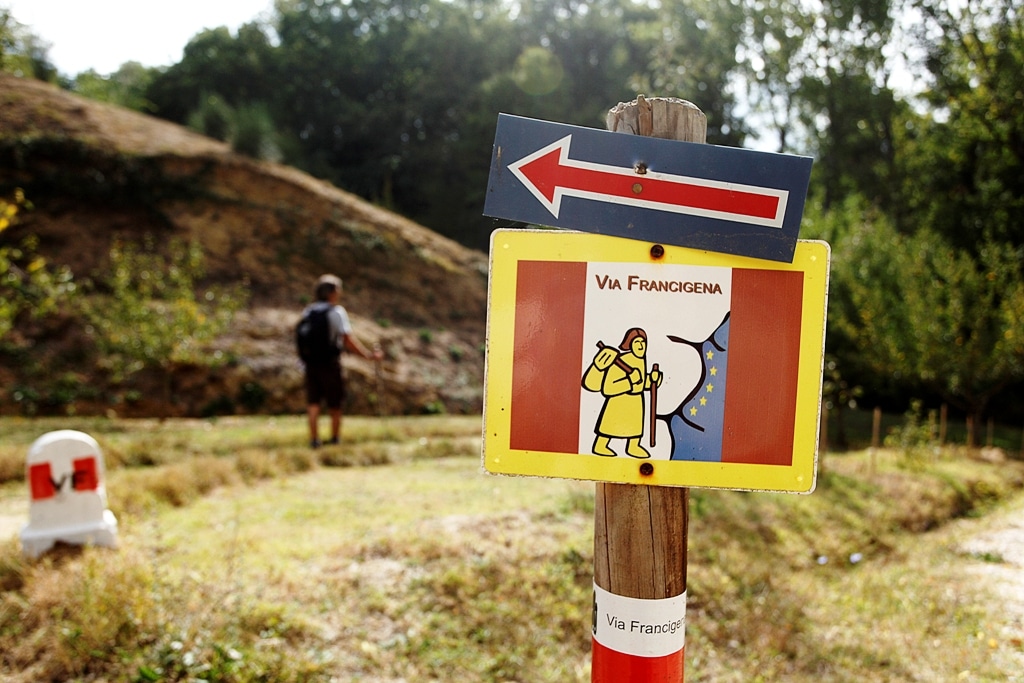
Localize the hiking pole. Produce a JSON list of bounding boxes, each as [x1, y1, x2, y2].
[[650, 363, 659, 448]]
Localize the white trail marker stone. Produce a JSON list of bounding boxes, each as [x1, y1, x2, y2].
[[20, 430, 118, 558]]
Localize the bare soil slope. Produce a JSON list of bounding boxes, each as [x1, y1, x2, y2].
[[0, 74, 489, 417]]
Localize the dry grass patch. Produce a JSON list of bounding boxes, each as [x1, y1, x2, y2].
[[2, 417, 1024, 681]]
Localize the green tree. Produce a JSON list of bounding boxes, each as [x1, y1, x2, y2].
[[182, 92, 281, 159], [144, 0, 741, 249], [71, 61, 156, 111], [187, 92, 234, 141], [504, 0, 657, 127], [0, 7, 16, 71], [734, 0, 815, 153], [734, 0, 901, 209], [231, 102, 281, 161], [0, 8, 57, 81], [898, 0, 1024, 250], [82, 238, 246, 409], [0, 189, 75, 341], [831, 214, 1024, 443], [271, 0, 526, 244], [636, 0, 746, 145], [147, 23, 279, 124]]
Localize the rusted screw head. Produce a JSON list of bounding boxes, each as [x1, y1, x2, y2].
[[639, 462, 654, 476], [650, 244, 665, 259]]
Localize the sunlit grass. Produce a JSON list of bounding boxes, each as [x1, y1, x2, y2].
[[0, 414, 482, 485], [1, 415, 1023, 681]]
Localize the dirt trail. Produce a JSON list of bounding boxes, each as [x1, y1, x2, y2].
[[951, 494, 1024, 680], [0, 489, 26, 541], [2, 477, 1023, 680]]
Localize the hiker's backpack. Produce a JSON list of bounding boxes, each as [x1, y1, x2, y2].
[[296, 307, 338, 364]]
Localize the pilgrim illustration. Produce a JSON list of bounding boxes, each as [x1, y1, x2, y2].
[[581, 327, 664, 458], [576, 261, 738, 462], [580, 311, 732, 462]]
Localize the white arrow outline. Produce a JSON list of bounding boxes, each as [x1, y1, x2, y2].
[[508, 135, 789, 229]]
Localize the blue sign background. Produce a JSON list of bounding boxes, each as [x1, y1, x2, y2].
[[483, 114, 813, 262]]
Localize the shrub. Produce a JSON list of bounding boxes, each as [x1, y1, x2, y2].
[[187, 93, 232, 141], [200, 395, 236, 417], [231, 102, 281, 161], [237, 382, 268, 413]]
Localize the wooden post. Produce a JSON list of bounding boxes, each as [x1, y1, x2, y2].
[[871, 406, 882, 449], [592, 96, 702, 682], [815, 405, 828, 479], [819, 405, 829, 457], [870, 406, 882, 477], [939, 403, 948, 446]]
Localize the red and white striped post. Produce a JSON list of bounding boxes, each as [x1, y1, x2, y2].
[[593, 484, 689, 680], [591, 96, 704, 682]]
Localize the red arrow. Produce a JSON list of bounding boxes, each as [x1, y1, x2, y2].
[[508, 135, 789, 228]]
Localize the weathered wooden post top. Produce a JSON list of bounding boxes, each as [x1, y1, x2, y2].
[[20, 429, 118, 558]]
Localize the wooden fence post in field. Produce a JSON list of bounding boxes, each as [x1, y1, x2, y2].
[[591, 95, 702, 682], [870, 406, 882, 478], [939, 403, 948, 446], [819, 405, 829, 459], [871, 407, 881, 449]]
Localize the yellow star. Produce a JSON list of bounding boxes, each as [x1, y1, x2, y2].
[[700, 396, 707, 406], [706, 383, 714, 393], [706, 350, 714, 360], [709, 366, 717, 376], [689, 406, 698, 416]]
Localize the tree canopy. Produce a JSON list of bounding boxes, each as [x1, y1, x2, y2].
[[4, 0, 1024, 430], [0, 7, 56, 81]]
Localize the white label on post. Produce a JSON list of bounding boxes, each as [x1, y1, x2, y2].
[[592, 583, 686, 658]]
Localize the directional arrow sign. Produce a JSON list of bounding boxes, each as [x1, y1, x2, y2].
[[509, 135, 790, 229], [484, 114, 813, 263]]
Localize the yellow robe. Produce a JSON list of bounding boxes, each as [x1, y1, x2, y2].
[[583, 352, 647, 438]]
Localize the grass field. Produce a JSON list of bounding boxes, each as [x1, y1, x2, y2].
[[1, 414, 1023, 681]]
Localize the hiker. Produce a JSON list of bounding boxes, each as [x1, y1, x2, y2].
[[297, 274, 382, 448]]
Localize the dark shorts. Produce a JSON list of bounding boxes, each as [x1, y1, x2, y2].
[[304, 362, 346, 409]]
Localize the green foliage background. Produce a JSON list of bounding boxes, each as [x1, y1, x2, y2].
[[81, 238, 246, 388], [2, 0, 1023, 429]]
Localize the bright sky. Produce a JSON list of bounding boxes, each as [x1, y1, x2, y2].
[[2, 0, 275, 75]]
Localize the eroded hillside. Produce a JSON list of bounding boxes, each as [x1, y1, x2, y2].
[[0, 74, 490, 417]]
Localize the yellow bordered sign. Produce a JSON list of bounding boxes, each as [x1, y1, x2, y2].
[[483, 229, 830, 493]]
